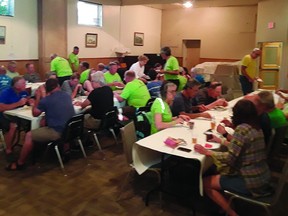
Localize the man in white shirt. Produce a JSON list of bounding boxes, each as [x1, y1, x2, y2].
[[129, 55, 149, 81]]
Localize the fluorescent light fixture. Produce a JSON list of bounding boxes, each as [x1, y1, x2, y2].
[[183, 1, 193, 8]]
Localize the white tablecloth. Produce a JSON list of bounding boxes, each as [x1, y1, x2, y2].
[[26, 82, 45, 96]]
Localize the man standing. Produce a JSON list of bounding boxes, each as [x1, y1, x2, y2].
[[171, 80, 211, 119], [50, 53, 73, 86], [23, 63, 41, 83], [6, 61, 19, 79], [159, 46, 180, 89], [240, 48, 262, 95], [68, 46, 80, 73], [5, 78, 75, 170], [0, 77, 28, 157]]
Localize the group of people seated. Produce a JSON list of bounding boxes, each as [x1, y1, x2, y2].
[[1, 46, 288, 216]]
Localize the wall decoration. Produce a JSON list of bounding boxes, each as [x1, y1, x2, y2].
[[0, 26, 6, 44], [85, 33, 97, 47], [134, 32, 144, 46]]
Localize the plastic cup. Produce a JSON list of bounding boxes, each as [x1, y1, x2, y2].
[[192, 137, 197, 144], [210, 121, 216, 130]]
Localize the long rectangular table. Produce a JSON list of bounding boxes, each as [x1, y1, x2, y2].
[[133, 90, 281, 196], [4, 96, 125, 130]]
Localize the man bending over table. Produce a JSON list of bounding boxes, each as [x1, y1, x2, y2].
[[171, 79, 212, 119], [195, 82, 228, 111], [0, 76, 29, 159], [6, 78, 75, 171]]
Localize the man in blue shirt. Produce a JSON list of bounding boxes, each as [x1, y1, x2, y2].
[[0, 76, 29, 156], [0, 65, 12, 93], [6, 78, 75, 171]]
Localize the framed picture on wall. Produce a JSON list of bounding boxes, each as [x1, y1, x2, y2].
[[85, 33, 97, 47], [134, 32, 144, 46], [0, 26, 6, 44]]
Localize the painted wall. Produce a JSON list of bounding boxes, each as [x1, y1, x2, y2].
[[0, 0, 38, 60], [257, 0, 288, 88], [120, 6, 162, 55], [161, 6, 257, 59], [67, 2, 162, 58]]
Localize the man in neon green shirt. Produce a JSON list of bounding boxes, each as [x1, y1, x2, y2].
[[104, 62, 124, 91], [159, 46, 180, 88], [114, 70, 150, 108], [79, 62, 90, 84], [240, 48, 261, 95], [50, 53, 73, 85], [68, 46, 80, 72]]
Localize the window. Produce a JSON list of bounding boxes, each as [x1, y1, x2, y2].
[[77, 1, 102, 27], [0, 0, 14, 17]]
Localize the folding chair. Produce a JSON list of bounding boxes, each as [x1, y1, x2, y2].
[[117, 121, 160, 200], [224, 156, 288, 216], [40, 114, 88, 175], [91, 107, 119, 152]]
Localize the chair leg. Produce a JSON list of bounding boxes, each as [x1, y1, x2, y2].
[[109, 128, 118, 145], [93, 132, 102, 151], [77, 138, 90, 165], [0, 129, 6, 150], [54, 145, 66, 175]]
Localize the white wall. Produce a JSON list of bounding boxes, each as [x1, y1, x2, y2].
[[67, 2, 162, 57], [161, 6, 257, 59], [0, 0, 38, 60], [120, 6, 162, 55]]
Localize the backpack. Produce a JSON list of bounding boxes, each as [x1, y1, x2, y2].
[[134, 110, 152, 140]]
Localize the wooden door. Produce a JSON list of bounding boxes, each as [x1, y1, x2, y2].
[[182, 40, 201, 70], [258, 42, 282, 90]]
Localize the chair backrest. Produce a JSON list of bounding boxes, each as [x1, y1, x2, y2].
[[100, 106, 118, 130], [271, 156, 288, 206], [145, 98, 156, 109], [267, 126, 287, 157], [120, 121, 137, 165], [62, 114, 84, 142]]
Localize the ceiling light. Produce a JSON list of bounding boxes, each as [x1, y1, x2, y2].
[[183, 1, 193, 8]]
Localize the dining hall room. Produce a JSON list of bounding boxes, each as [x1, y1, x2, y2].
[[0, 0, 288, 215]]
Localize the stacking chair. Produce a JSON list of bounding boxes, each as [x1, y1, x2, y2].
[[91, 107, 119, 152], [118, 121, 160, 200], [224, 156, 288, 216], [41, 114, 88, 175]]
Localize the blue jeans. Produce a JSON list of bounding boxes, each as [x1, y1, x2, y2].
[[239, 75, 253, 95]]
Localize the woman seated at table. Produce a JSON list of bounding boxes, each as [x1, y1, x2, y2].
[[194, 99, 272, 216], [150, 81, 190, 134]]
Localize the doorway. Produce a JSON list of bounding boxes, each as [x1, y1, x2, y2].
[[182, 40, 201, 70], [258, 42, 282, 90]]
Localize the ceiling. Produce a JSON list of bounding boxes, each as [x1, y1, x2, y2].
[[121, 0, 265, 10]]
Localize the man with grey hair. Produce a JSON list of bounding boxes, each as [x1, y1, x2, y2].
[[80, 71, 114, 129], [6, 61, 19, 79], [240, 48, 262, 95]]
